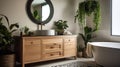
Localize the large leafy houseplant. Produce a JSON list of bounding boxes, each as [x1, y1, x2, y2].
[[54, 20, 69, 35], [75, 0, 101, 57], [0, 14, 19, 55]]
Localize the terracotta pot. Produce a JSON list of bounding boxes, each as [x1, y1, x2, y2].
[[0, 54, 15, 67]]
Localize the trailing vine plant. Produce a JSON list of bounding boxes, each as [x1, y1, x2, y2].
[[75, 0, 101, 57]]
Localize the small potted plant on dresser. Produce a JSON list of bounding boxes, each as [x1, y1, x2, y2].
[[20, 26, 33, 36], [0, 14, 19, 67], [54, 20, 69, 35]]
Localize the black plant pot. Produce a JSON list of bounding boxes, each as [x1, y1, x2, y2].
[[57, 30, 64, 35]]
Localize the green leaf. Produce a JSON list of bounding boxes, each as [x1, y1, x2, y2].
[[24, 26, 29, 34], [84, 26, 92, 35], [54, 20, 68, 30], [0, 25, 8, 33], [9, 23, 19, 30], [0, 14, 19, 48], [0, 14, 10, 26], [79, 33, 85, 41], [33, 10, 41, 20], [3, 39, 8, 45], [34, 10, 38, 18], [0, 17, 2, 23], [10, 29, 17, 33]]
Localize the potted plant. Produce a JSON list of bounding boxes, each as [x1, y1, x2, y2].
[[20, 26, 33, 36], [0, 14, 19, 67], [54, 20, 69, 35], [75, 0, 101, 57]]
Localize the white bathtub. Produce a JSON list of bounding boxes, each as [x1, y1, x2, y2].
[[88, 42, 120, 67]]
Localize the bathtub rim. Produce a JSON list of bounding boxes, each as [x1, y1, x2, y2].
[[88, 42, 120, 49]]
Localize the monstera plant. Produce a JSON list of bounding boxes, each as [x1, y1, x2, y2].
[[75, 0, 101, 57], [0, 14, 19, 67]]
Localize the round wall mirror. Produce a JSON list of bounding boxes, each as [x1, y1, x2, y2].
[[26, 0, 54, 25]]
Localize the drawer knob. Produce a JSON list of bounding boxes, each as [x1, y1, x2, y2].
[[50, 54, 54, 56], [54, 43, 57, 45], [59, 45, 61, 48], [59, 52, 61, 55], [50, 47, 54, 49], [31, 42, 33, 44]]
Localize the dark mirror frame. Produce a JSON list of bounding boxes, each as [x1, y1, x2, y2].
[[26, 0, 54, 25]]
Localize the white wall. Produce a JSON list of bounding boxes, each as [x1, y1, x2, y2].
[[0, 0, 120, 42], [92, 0, 111, 41], [0, 0, 37, 35], [94, 0, 120, 42], [0, 0, 82, 35]]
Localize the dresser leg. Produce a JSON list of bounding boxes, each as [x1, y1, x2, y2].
[[74, 56, 77, 59], [22, 63, 24, 67]]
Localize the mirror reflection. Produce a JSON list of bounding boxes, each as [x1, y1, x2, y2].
[[31, 0, 50, 21], [26, 0, 54, 25]]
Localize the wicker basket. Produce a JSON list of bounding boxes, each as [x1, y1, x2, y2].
[[0, 54, 15, 67]]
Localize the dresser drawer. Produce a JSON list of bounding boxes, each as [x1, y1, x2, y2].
[[42, 39, 63, 51], [42, 39, 62, 44], [24, 39, 41, 45], [42, 51, 63, 59], [23, 38, 41, 63], [64, 42, 76, 49], [24, 44, 41, 63], [43, 43, 62, 51], [20, 35, 77, 65], [64, 38, 76, 43], [64, 49, 76, 57]]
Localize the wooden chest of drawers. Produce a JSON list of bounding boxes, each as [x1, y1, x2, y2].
[[17, 35, 77, 67]]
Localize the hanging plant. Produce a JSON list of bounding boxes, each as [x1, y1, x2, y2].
[[75, 0, 101, 31], [75, 0, 101, 57]]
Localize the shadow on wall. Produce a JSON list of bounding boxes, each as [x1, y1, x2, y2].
[[77, 34, 85, 49], [92, 30, 112, 42], [62, 0, 75, 18], [62, 0, 76, 34]]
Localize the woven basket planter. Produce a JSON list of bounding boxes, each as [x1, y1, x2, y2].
[[0, 54, 15, 67]]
